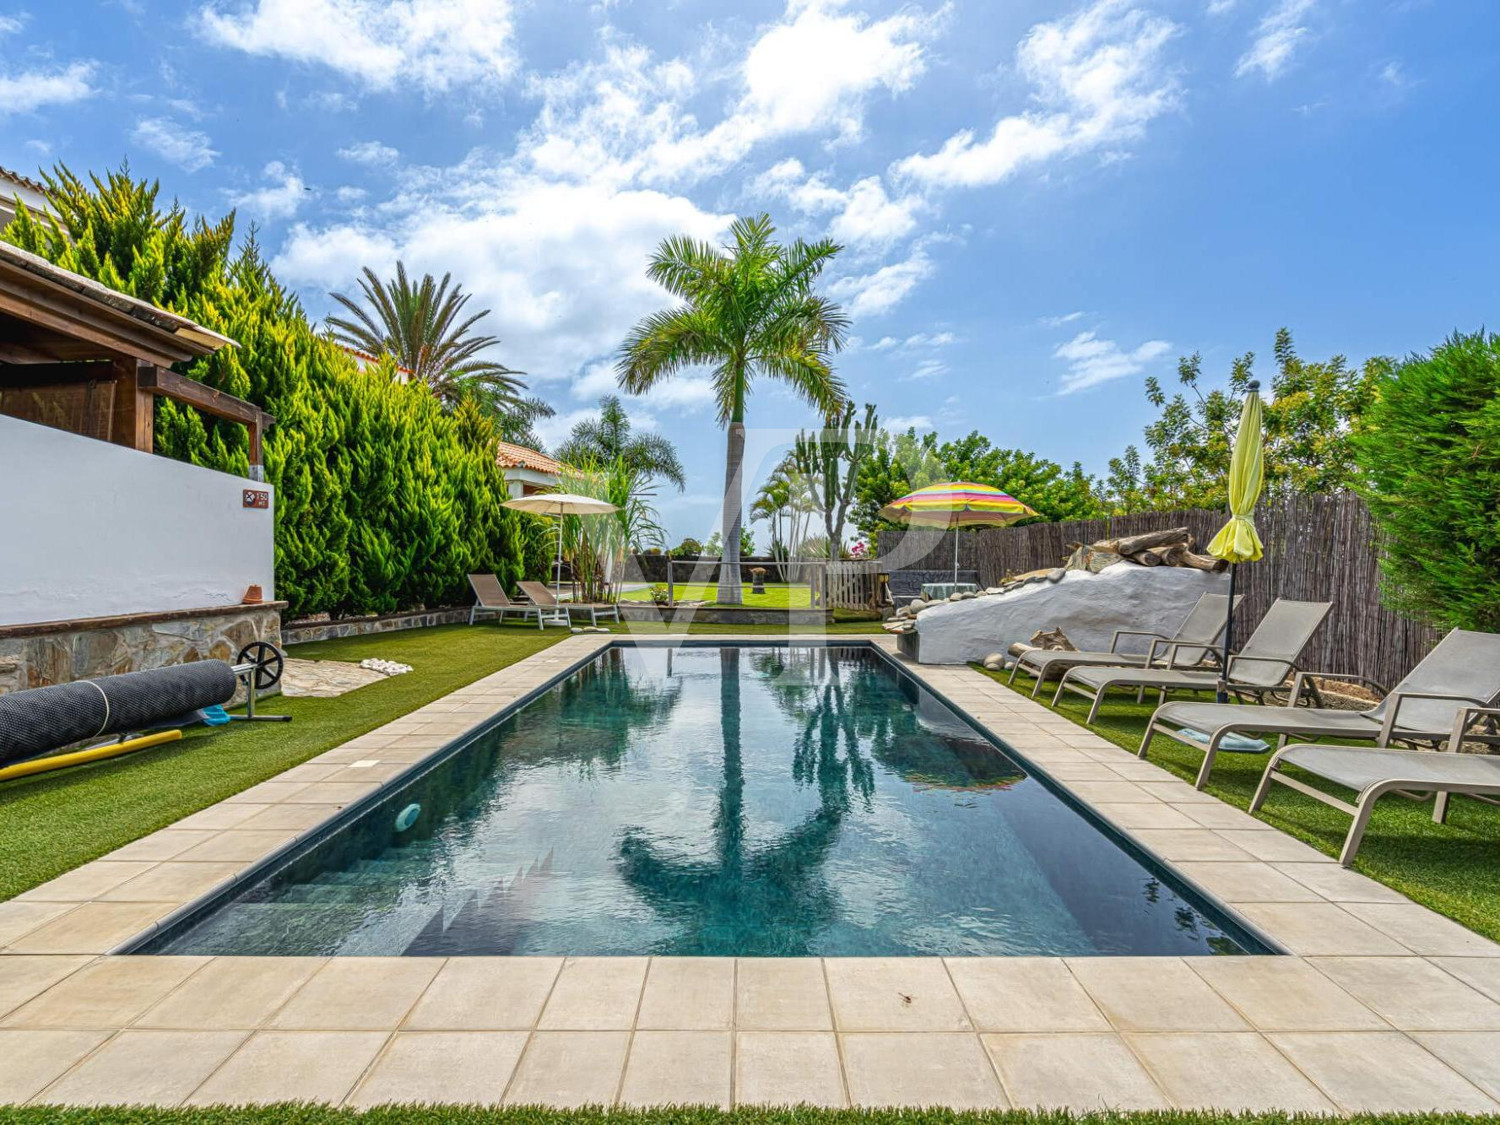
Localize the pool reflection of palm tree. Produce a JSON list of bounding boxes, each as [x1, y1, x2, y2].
[[616, 647, 868, 955]]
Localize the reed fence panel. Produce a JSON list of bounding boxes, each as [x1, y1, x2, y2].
[[877, 493, 1440, 688]]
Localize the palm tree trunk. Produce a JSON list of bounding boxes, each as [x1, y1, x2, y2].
[[718, 419, 746, 605]]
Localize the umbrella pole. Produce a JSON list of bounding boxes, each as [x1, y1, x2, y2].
[[1216, 563, 1237, 703], [952, 528, 959, 583], [554, 516, 564, 602]]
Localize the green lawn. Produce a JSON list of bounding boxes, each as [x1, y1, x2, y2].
[[0, 619, 885, 901], [978, 664, 1500, 944], [620, 582, 813, 609], [1, 1109, 1494, 1125]]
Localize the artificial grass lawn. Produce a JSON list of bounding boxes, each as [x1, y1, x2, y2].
[[3, 1111, 1496, 1125], [977, 664, 1500, 944], [0, 618, 886, 901], [619, 582, 814, 609]]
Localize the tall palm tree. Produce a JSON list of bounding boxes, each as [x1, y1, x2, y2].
[[556, 395, 686, 491], [327, 262, 532, 417], [617, 215, 849, 604]]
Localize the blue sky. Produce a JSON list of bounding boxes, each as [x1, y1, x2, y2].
[[4, 0, 1496, 543]]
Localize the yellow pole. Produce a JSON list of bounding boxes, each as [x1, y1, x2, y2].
[[0, 730, 182, 784]]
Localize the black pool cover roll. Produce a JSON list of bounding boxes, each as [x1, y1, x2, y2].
[[0, 660, 238, 766]]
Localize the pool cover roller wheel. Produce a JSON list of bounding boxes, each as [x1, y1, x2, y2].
[[0, 643, 289, 769]]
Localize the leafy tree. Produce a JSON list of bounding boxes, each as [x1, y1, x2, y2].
[[1353, 331, 1500, 631], [669, 537, 703, 558], [852, 428, 1104, 537], [704, 528, 756, 557], [1107, 329, 1387, 511], [751, 453, 818, 568], [327, 262, 548, 435], [617, 214, 848, 604], [556, 395, 685, 490], [793, 401, 879, 554]]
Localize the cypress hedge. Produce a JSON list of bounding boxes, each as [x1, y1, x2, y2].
[[4, 165, 548, 618]]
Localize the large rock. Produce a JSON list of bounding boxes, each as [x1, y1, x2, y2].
[[913, 562, 1230, 665]]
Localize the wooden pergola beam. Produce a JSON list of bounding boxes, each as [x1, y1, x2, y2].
[[136, 363, 276, 476]]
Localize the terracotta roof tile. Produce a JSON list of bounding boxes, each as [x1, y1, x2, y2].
[[494, 441, 561, 474]]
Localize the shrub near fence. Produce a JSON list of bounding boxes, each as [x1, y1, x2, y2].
[[877, 492, 1443, 690]]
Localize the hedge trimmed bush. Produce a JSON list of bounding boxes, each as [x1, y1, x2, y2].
[[1354, 330, 1500, 632], [5, 166, 546, 617]]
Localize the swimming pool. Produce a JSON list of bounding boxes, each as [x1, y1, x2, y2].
[[143, 643, 1268, 957]]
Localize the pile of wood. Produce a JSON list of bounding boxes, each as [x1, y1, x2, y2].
[[1063, 526, 1228, 575]]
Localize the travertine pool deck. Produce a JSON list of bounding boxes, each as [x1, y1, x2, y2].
[[4, 634, 1500, 1111]]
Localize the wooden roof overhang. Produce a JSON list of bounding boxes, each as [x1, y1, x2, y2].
[[0, 242, 275, 478]]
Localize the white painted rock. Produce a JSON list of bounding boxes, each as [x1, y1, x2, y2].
[[982, 653, 1006, 670], [913, 562, 1230, 665]]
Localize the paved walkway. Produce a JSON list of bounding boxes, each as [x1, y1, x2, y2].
[[3, 635, 1499, 1110]]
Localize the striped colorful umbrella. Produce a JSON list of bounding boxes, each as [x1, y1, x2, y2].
[[880, 482, 1039, 580]]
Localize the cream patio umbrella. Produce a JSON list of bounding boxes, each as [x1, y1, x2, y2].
[[1206, 379, 1266, 702], [503, 492, 619, 599]]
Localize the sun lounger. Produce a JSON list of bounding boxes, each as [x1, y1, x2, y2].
[[468, 574, 563, 630], [1141, 628, 1500, 788], [1053, 599, 1332, 726], [1251, 707, 1500, 864], [1010, 593, 1242, 698], [518, 580, 621, 627]]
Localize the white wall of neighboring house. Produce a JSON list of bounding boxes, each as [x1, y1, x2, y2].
[[0, 416, 275, 626], [0, 173, 49, 228]]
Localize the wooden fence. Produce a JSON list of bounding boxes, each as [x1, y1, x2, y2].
[[876, 492, 1442, 689]]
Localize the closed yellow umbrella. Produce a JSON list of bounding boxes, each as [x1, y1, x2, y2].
[[1207, 379, 1265, 701]]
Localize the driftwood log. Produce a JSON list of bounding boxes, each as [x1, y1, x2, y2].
[[1098, 526, 1192, 556]]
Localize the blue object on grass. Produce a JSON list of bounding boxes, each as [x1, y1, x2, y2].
[[200, 705, 231, 726], [1177, 726, 1269, 753]]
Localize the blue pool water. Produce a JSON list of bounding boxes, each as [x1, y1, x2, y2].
[[149, 645, 1262, 957]]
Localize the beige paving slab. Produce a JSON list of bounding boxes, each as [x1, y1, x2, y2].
[[825, 958, 970, 1031], [945, 957, 1108, 1033], [619, 1030, 732, 1107], [16, 861, 157, 903], [38, 1029, 248, 1107], [106, 830, 219, 863], [1269, 1031, 1498, 1112], [734, 957, 832, 1030], [186, 1029, 390, 1105], [505, 1030, 630, 1107], [98, 862, 242, 904], [0, 956, 92, 1019], [983, 1032, 1167, 1111], [1065, 957, 1248, 1033], [1234, 902, 1410, 956], [1129, 830, 1254, 863], [840, 1033, 1006, 1108], [537, 956, 648, 1030], [171, 831, 299, 864], [347, 1030, 529, 1107], [281, 781, 382, 804], [1063, 780, 1161, 803], [1271, 862, 1410, 902], [168, 803, 267, 832], [0, 1029, 110, 1103], [734, 1031, 845, 1107], [1212, 829, 1331, 863], [1174, 802, 1275, 831], [1093, 803, 1201, 831], [404, 957, 562, 1030], [223, 780, 310, 804], [1432, 957, 1500, 1006], [636, 957, 733, 1030], [1310, 956, 1500, 1031], [135, 956, 326, 1029], [0, 902, 75, 949], [1174, 861, 1325, 904], [1414, 1032, 1500, 1102], [234, 802, 345, 832], [1127, 1031, 1336, 1110], [268, 957, 442, 1029], [1187, 955, 1386, 1031], [3, 956, 205, 1029], [1342, 902, 1500, 956]]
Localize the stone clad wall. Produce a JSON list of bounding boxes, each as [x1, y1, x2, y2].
[[281, 607, 469, 645], [0, 604, 285, 696]]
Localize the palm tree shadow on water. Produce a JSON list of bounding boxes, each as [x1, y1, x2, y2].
[[616, 647, 877, 955]]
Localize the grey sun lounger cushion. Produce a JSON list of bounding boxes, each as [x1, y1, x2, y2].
[[1252, 716, 1500, 865], [1011, 593, 1241, 697], [468, 574, 559, 630], [1145, 628, 1500, 789], [1053, 599, 1332, 724]]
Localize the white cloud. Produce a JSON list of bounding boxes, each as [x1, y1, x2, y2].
[[337, 140, 399, 164], [869, 335, 900, 351], [1206, 0, 1237, 13], [0, 14, 24, 34], [885, 414, 934, 431], [904, 331, 955, 347], [131, 117, 218, 171], [1040, 310, 1087, 327], [1235, 0, 1315, 80], [334, 185, 367, 203], [894, 0, 1179, 190], [197, 0, 518, 94], [1052, 331, 1170, 394], [905, 358, 948, 380], [829, 243, 935, 318], [0, 61, 95, 115], [769, 170, 924, 250], [230, 161, 311, 220]]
